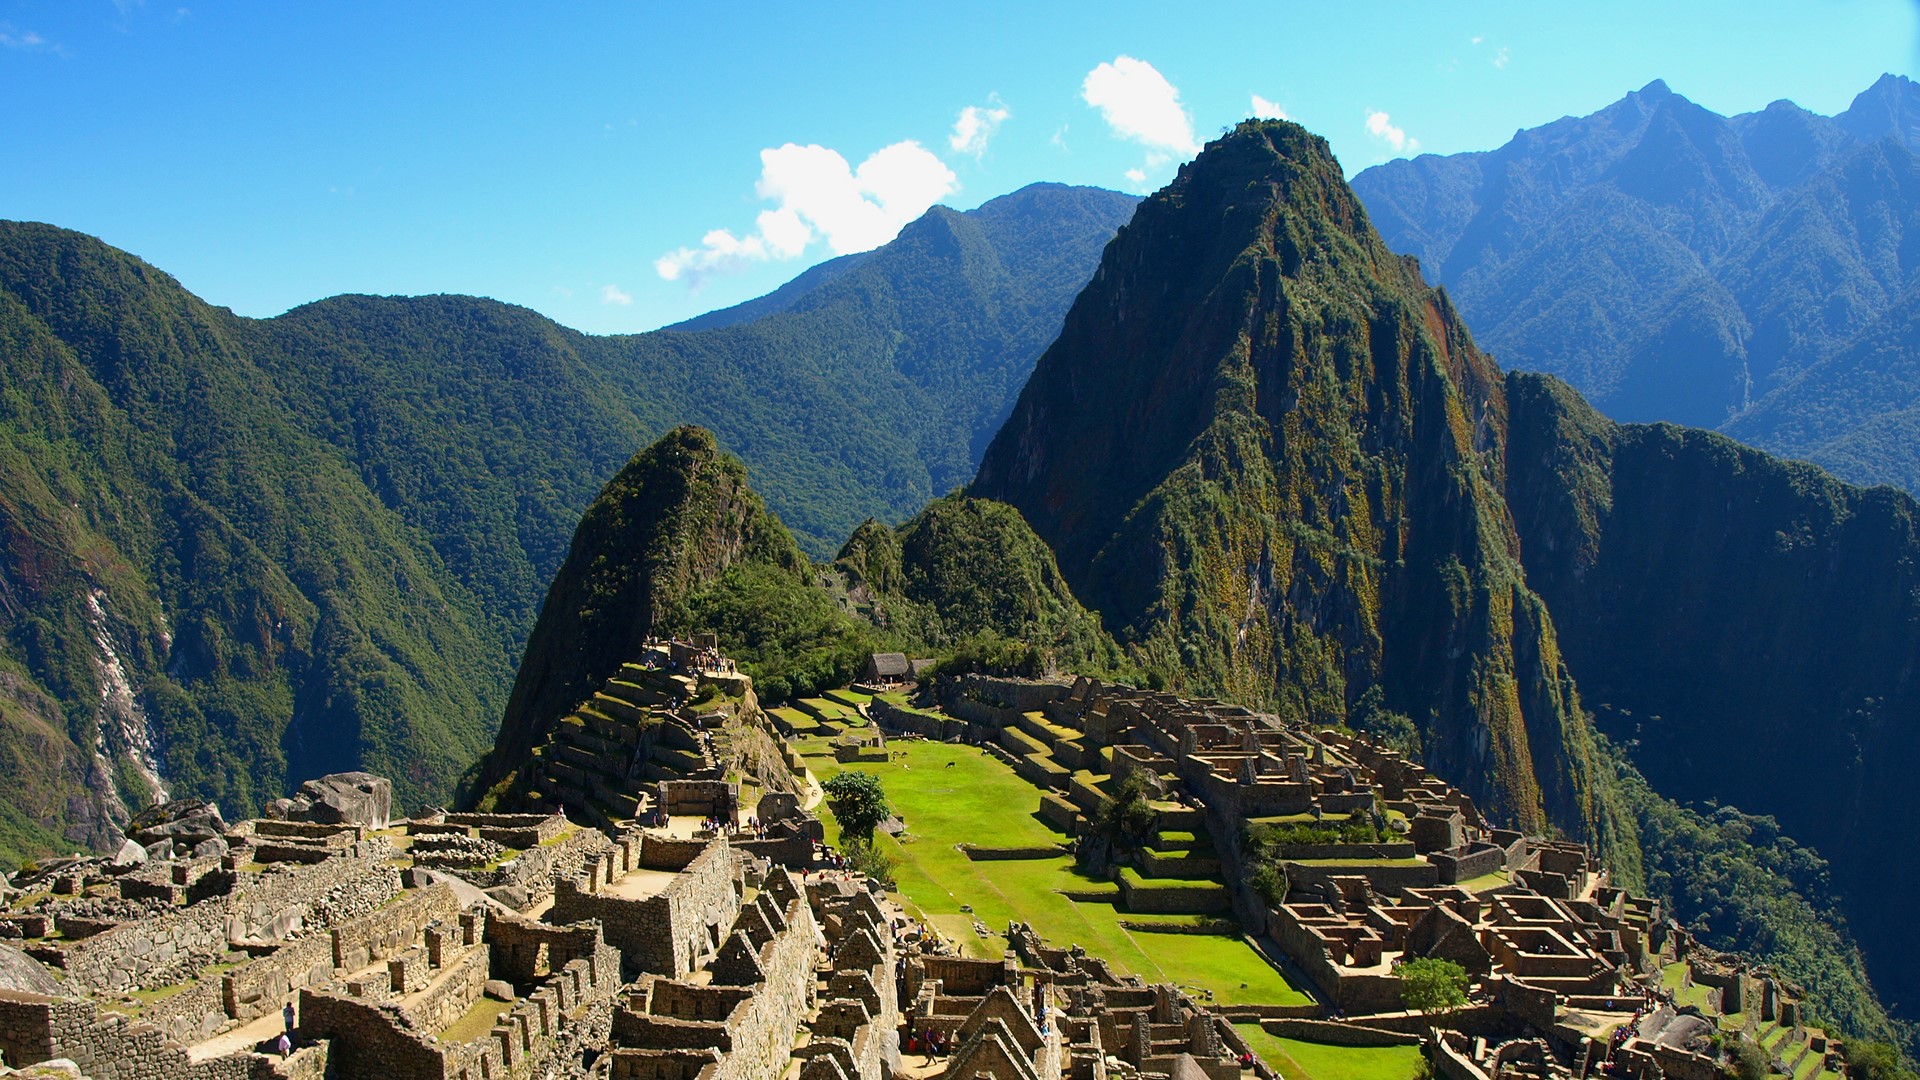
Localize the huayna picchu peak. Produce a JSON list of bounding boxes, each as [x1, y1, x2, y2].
[[975, 119, 1630, 864]]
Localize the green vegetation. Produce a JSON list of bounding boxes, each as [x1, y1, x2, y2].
[[1398, 957, 1469, 1019], [1087, 771, 1159, 859], [0, 222, 508, 843], [1246, 817, 1391, 849], [1604, 737, 1913, 1057], [0, 185, 1135, 868], [1232, 1024, 1425, 1080], [797, 732, 1307, 1007], [821, 771, 891, 843]]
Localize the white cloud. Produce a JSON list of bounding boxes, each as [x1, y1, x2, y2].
[[1365, 110, 1419, 154], [1493, 46, 1509, 69], [950, 95, 1010, 158], [1082, 56, 1200, 159], [1470, 34, 1484, 45], [0, 23, 51, 49], [1050, 124, 1069, 150], [1124, 168, 1147, 187], [656, 140, 957, 284], [600, 284, 632, 306], [1250, 94, 1288, 121]]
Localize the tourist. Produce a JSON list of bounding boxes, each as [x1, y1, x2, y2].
[[283, 1001, 295, 1036], [276, 1032, 291, 1058]]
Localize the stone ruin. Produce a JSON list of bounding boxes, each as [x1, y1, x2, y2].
[[0, 648, 1859, 1080]]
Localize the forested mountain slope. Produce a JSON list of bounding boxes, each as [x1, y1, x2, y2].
[[0, 183, 1134, 860]]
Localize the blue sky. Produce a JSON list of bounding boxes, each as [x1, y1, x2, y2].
[[0, 1, 1912, 334]]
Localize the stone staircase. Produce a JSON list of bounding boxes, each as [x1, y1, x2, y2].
[[525, 662, 725, 828]]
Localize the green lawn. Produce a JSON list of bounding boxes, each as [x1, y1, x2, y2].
[[1233, 1024, 1424, 1080], [1662, 962, 1721, 1014], [798, 735, 1308, 1006], [1453, 870, 1511, 893]]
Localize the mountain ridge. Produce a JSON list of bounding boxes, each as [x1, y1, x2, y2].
[[1351, 72, 1920, 492]]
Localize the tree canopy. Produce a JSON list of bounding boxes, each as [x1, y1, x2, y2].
[[823, 771, 892, 843]]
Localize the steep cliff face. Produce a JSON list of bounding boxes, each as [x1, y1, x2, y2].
[[1503, 370, 1920, 1015], [973, 121, 1630, 860], [481, 426, 809, 793]]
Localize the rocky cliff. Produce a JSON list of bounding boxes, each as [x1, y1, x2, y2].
[[973, 120, 1632, 862], [1503, 370, 1920, 1017]]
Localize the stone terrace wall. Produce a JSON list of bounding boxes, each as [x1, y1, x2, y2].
[[402, 943, 490, 1033], [0, 991, 274, 1080], [60, 853, 396, 994], [221, 933, 335, 1028], [298, 990, 445, 1080], [553, 839, 739, 977], [332, 882, 460, 971], [870, 700, 966, 742]]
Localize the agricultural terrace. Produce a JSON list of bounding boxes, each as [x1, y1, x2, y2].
[[1232, 1023, 1424, 1080], [792, 732, 1309, 1007]]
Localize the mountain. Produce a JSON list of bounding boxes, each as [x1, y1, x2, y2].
[[973, 120, 1633, 864], [478, 425, 821, 800], [0, 183, 1135, 862], [0, 223, 510, 860], [477, 427, 1123, 803], [1350, 74, 1920, 490], [972, 118, 1916, 1039], [1504, 372, 1920, 1021], [589, 183, 1141, 554]]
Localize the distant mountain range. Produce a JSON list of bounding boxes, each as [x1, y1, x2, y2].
[[1352, 73, 1920, 493], [0, 182, 1135, 859]]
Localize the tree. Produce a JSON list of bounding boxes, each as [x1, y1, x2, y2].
[[843, 837, 896, 887], [1397, 958, 1468, 1021], [1848, 1041, 1919, 1080], [1729, 1036, 1769, 1080], [823, 771, 892, 843]]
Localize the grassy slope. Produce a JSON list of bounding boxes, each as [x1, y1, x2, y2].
[[1232, 1023, 1424, 1080], [797, 731, 1306, 1007]]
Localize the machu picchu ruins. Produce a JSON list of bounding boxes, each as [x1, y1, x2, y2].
[[0, 644, 1851, 1080]]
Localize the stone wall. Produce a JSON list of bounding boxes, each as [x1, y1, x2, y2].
[[0, 990, 274, 1080], [553, 840, 739, 978], [1258, 1018, 1420, 1046], [870, 701, 965, 742], [401, 942, 489, 1034], [331, 882, 459, 971], [221, 933, 334, 1027], [639, 836, 714, 872], [953, 676, 1070, 713], [140, 964, 229, 1044], [61, 853, 396, 994], [1280, 859, 1438, 899], [298, 990, 446, 1080], [1429, 843, 1506, 885]]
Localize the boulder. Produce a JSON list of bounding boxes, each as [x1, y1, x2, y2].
[[111, 839, 148, 868], [285, 772, 392, 830], [126, 799, 227, 849], [144, 840, 175, 862], [483, 883, 531, 911], [0, 942, 64, 996], [484, 979, 514, 1001], [193, 837, 229, 860]]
